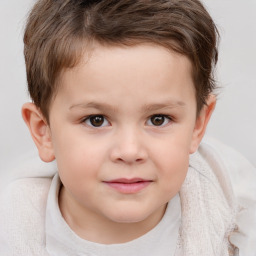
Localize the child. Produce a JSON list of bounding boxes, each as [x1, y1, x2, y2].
[[0, 0, 255, 255]]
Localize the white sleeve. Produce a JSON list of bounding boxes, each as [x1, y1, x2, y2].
[[201, 137, 256, 256]]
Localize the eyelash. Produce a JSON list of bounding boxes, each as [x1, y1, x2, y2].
[[81, 114, 173, 128]]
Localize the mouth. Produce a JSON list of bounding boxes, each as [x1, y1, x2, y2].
[[103, 178, 153, 194]]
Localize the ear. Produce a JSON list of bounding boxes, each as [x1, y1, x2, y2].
[[22, 103, 55, 162], [189, 94, 216, 153]]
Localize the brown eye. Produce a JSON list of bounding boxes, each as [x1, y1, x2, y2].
[[147, 115, 170, 126], [85, 115, 109, 127]]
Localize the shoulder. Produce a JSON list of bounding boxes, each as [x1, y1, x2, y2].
[[199, 137, 256, 207], [199, 137, 256, 256], [1, 177, 52, 214], [0, 177, 52, 256]]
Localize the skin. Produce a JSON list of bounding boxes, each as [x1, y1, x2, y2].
[[22, 44, 216, 244]]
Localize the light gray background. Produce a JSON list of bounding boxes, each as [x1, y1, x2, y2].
[[0, 0, 255, 175]]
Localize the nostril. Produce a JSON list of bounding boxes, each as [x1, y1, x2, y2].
[[113, 156, 146, 164], [135, 158, 144, 163]]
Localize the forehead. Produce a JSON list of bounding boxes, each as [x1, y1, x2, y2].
[[54, 43, 195, 111], [61, 43, 193, 86]]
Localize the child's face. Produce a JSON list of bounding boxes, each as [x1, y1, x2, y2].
[[46, 44, 206, 232]]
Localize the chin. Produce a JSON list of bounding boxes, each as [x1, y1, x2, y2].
[[106, 208, 153, 224], [113, 216, 145, 224]]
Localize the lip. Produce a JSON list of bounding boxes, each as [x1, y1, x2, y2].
[[103, 178, 153, 194]]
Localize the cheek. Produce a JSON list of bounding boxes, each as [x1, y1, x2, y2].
[[161, 151, 189, 187], [152, 135, 191, 192], [51, 130, 106, 184]]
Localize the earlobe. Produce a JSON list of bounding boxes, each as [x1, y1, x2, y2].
[[22, 103, 55, 162], [189, 94, 216, 153]]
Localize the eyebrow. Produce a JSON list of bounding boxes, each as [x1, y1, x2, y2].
[[141, 101, 186, 112], [69, 102, 119, 112], [69, 100, 186, 112]]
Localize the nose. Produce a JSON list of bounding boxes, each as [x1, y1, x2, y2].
[[110, 127, 148, 164]]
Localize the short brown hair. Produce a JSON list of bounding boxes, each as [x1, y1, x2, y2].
[[24, 0, 219, 122]]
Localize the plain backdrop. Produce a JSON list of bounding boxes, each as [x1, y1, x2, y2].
[[0, 0, 255, 177]]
